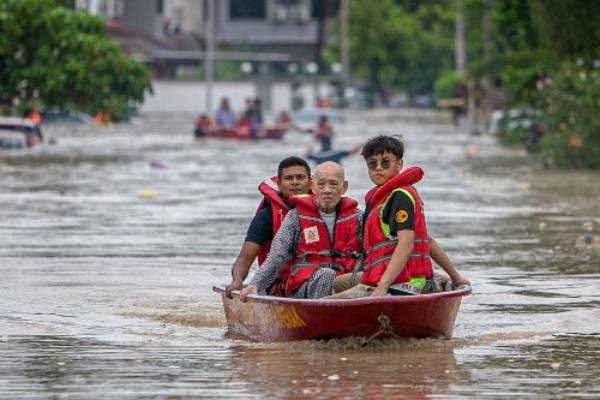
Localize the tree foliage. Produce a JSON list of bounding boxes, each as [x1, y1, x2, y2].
[[0, 0, 152, 120], [324, 0, 454, 97]]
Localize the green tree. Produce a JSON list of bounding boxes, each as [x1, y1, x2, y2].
[[327, 0, 454, 98], [0, 0, 152, 120], [469, 0, 600, 168], [531, 0, 600, 59]]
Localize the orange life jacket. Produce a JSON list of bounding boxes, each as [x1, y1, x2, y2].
[[285, 195, 361, 295], [27, 111, 41, 126], [361, 166, 433, 287]]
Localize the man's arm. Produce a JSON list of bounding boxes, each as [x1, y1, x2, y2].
[[240, 211, 298, 301], [225, 207, 272, 298], [428, 235, 470, 286], [371, 230, 415, 297], [225, 242, 261, 298]]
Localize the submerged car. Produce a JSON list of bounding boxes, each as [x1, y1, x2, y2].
[[0, 117, 43, 150]]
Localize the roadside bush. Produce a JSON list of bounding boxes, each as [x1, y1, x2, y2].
[[536, 60, 600, 169], [434, 70, 464, 101]]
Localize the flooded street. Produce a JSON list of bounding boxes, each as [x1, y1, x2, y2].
[[1, 110, 599, 399]]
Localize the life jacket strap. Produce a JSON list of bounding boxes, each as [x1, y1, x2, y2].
[[290, 260, 346, 275], [296, 249, 347, 261], [365, 237, 429, 256]]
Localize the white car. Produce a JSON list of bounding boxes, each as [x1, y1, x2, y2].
[[0, 117, 43, 150]]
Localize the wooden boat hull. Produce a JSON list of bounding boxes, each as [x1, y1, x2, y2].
[[213, 285, 471, 342]]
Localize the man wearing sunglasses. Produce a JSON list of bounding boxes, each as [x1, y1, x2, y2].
[[225, 156, 312, 298], [333, 135, 470, 297]]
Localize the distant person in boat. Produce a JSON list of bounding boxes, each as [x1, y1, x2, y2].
[[240, 162, 361, 301], [193, 114, 211, 139], [252, 98, 264, 138], [313, 115, 335, 152], [215, 98, 235, 129], [333, 135, 470, 298], [225, 156, 312, 298], [241, 98, 262, 139]]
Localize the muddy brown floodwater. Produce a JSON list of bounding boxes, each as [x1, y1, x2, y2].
[[1, 110, 599, 399]]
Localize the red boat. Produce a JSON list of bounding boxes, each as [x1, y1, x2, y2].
[[203, 126, 286, 140], [213, 285, 471, 342]]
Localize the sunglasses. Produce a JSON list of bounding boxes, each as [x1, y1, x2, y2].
[[366, 158, 395, 170]]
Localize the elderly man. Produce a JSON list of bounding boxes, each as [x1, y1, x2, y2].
[[240, 162, 361, 300]]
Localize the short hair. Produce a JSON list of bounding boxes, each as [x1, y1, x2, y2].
[[361, 135, 405, 160], [277, 156, 311, 178]]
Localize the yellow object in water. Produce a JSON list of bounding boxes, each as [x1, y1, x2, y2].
[[138, 190, 157, 200], [575, 234, 600, 248]]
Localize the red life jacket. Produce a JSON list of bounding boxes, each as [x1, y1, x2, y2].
[[195, 118, 210, 129], [361, 166, 433, 286], [285, 195, 361, 295], [255, 176, 289, 269]]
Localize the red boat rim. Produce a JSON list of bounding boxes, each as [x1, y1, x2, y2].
[[212, 284, 472, 307]]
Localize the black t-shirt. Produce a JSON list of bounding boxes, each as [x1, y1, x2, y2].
[[381, 191, 415, 235], [244, 203, 274, 245]]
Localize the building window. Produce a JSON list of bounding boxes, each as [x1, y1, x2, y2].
[[230, 0, 266, 19], [156, 0, 164, 14]]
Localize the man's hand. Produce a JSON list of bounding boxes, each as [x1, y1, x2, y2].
[[239, 285, 258, 302], [370, 286, 388, 297], [225, 279, 243, 299], [451, 275, 471, 288]]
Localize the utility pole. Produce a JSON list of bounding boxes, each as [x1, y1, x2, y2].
[[205, 0, 215, 114], [340, 0, 349, 108], [455, 0, 474, 129], [454, 0, 466, 73]]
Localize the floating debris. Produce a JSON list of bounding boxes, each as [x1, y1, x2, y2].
[[575, 234, 600, 248], [138, 190, 157, 200], [150, 160, 167, 169]]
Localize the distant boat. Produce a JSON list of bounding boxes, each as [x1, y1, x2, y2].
[[213, 285, 471, 342], [200, 126, 286, 141]]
